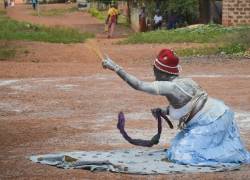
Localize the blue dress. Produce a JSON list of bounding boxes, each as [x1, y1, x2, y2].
[[166, 98, 250, 166]]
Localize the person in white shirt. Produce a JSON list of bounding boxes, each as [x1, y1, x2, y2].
[[154, 10, 163, 30]]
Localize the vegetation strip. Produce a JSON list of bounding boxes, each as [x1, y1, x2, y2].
[[0, 10, 94, 43], [122, 24, 250, 57], [0, 46, 16, 60], [31, 6, 78, 17]]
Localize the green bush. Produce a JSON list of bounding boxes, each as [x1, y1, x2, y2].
[[165, 0, 199, 24], [144, 0, 199, 25], [88, 8, 106, 21]]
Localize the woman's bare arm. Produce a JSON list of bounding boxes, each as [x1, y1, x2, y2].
[[116, 68, 174, 95], [102, 57, 174, 95]]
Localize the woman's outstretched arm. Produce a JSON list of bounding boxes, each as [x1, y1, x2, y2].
[[102, 57, 174, 95]]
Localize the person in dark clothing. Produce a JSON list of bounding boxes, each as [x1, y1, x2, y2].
[[32, 0, 38, 10], [4, 0, 8, 9], [167, 12, 177, 29], [139, 6, 147, 32]]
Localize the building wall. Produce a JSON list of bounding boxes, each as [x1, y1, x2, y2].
[[223, 0, 250, 26]]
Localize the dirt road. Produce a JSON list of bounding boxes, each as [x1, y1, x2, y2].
[[0, 4, 250, 180]]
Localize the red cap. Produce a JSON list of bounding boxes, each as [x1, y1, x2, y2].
[[154, 49, 180, 75]]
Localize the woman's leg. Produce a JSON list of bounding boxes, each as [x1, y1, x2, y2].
[[167, 108, 250, 165], [109, 22, 115, 38], [32, 3, 36, 10]]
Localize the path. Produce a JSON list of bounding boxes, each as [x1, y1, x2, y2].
[[2, 3, 214, 78], [7, 3, 133, 38]]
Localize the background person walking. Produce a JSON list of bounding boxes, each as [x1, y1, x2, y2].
[[32, 0, 38, 10], [105, 4, 119, 38], [4, 0, 8, 8]]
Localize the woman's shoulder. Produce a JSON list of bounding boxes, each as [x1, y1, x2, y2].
[[173, 77, 199, 86], [172, 77, 204, 97]]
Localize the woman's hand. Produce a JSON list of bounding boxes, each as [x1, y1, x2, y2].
[[151, 107, 169, 118], [151, 108, 162, 119], [102, 56, 122, 72]]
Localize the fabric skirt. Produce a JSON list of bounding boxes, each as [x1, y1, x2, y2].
[[166, 98, 250, 166]]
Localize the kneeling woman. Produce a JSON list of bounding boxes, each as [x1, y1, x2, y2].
[[102, 49, 250, 166]]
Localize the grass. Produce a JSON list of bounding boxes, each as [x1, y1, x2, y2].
[[176, 43, 249, 58], [176, 47, 218, 57], [197, 28, 250, 57], [31, 6, 78, 17], [123, 24, 250, 44], [0, 46, 16, 60], [0, 39, 31, 60], [0, 10, 94, 43], [122, 24, 250, 57], [0, 9, 5, 15], [88, 8, 106, 21]]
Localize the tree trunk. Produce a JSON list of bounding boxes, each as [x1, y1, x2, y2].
[[127, 0, 131, 24], [199, 0, 210, 24]]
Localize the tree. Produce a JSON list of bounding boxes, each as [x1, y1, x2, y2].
[[166, 0, 199, 24], [144, 0, 199, 26], [99, 0, 117, 6]]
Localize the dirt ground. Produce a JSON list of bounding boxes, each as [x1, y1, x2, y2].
[[0, 4, 250, 180]]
